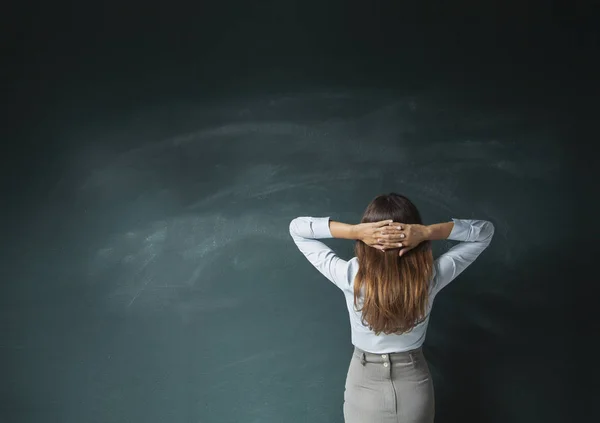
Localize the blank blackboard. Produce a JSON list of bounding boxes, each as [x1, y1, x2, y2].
[[2, 2, 595, 422], [2, 88, 585, 423]]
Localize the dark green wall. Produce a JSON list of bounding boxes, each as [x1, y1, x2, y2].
[[2, 1, 596, 422]]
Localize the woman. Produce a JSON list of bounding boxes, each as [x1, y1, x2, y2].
[[289, 193, 495, 423]]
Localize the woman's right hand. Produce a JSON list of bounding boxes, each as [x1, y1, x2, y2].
[[376, 223, 430, 256]]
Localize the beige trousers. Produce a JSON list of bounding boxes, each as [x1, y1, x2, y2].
[[343, 346, 435, 423]]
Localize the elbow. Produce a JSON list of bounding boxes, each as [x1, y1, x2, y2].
[[484, 221, 495, 241], [289, 218, 298, 236]]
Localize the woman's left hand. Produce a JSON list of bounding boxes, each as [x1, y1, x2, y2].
[[354, 220, 405, 251]]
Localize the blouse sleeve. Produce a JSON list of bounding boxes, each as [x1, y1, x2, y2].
[[289, 216, 352, 292], [431, 218, 495, 296]]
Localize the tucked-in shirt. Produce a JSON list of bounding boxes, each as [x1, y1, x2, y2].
[[289, 217, 495, 353]]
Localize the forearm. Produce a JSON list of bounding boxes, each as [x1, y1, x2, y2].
[[425, 222, 454, 241], [328, 220, 358, 240]]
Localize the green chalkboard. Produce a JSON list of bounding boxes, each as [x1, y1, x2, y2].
[[3, 88, 582, 423]]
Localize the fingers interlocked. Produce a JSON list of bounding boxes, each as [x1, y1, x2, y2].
[[375, 226, 406, 250]]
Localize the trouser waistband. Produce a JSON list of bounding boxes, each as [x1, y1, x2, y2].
[[353, 346, 422, 366]]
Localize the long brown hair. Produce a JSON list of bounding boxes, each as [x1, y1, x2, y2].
[[353, 193, 434, 335]]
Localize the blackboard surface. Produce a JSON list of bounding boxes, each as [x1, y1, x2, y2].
[[2, 2, 596, 422]]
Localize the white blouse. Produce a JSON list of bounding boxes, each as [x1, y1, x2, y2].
[[289, 216, 495, 353]]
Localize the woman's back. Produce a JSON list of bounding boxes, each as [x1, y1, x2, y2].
[[289, 215, 494, 353], [343, 218, 495, 353]]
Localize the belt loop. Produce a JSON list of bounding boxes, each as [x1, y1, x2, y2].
[[360, 352, 366, 366]]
